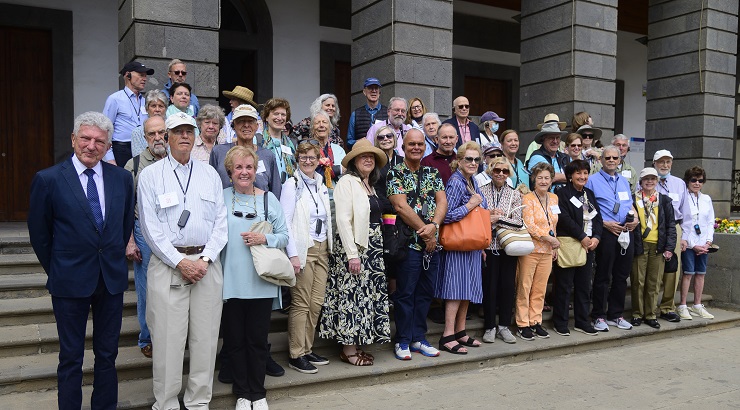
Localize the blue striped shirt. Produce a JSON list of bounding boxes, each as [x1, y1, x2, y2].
[[585, 169, 632, 223]]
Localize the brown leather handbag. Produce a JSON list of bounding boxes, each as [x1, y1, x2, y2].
[[440, 205, 492, 251]]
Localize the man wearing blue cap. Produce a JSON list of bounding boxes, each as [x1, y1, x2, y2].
[[346, 77, 388, 149], [103, 60, 155, 167]]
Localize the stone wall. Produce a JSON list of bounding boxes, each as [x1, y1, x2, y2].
[[705, 233, 740, 306]]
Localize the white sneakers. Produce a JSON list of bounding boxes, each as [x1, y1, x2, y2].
[[688, 304, 714, 319], [606, 317, 633, 330], [593, 318, 609, 332], [677, 305, 693, 320], [252, 398, 269, 410], [236, 398, 251, 410], [482, 329, 496, 343]]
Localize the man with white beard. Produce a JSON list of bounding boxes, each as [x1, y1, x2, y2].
[[365, 97, 412, 156]]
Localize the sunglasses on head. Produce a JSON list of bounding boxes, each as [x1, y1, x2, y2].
[[376, 133, 395, 141], [492, 168, 510, 175], [690, 178, 705, 183], [172, 70, 187, 76], [233, 210, 256, 219], [464, 156, 482, 164], [581, 134, 594, 139], [457, 104, 469, 109], [603, 156, 619, 161]]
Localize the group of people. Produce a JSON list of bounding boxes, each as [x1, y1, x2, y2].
[[27, 63, 717, 410]]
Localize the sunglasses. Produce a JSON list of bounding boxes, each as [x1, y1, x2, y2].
[[171, 70, 187, 76], [298, 156, 317, 162], [457, 104, 470, 109], [570, 144, 582, 148], [486, 153, 504, 158], [464, 156, 482, 164], [233, 210, 256, 219], [603, 156, 619, 161], [581, 134, 594, 139], [376, 133, 395, 141], [492, 168, 510, 175], [690, 178, 705, 183]]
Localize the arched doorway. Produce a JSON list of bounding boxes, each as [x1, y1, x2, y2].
[[219, 0, 272, 112]]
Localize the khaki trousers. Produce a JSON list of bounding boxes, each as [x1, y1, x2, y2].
[[659, 223, 682, 313], [288, 240, 329, 359], [631, 242, 664, 320], [147, 254, 223, 410], [515, 252, 552, 327]]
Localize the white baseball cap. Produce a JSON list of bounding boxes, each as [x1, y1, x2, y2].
[[165, 112, 197, 130], [652, 149, 673, 162]]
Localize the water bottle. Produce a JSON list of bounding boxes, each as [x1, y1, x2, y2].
[[625, 210, 635, 224]]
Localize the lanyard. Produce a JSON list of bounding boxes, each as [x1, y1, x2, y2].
[[493, 186, 503, 209], [658, 179, 670, 195], [600, 172, 619, 199], [128, 91, 142, 124], [535, 193, 554, 235], [300, 176, 320, 214], [171, 159, 193, 204], [690, 192, 700, 215]]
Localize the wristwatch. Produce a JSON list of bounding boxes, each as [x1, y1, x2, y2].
[[199, 256, 212, 264], [431, 222, 439, 230]]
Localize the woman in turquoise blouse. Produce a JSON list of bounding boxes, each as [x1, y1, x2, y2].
[[220, 145, 289, 410]]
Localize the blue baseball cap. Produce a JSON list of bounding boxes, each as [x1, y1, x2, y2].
[[364, 77, 382, 88]]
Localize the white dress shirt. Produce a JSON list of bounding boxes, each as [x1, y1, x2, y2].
[[71, 154, 106, 219]]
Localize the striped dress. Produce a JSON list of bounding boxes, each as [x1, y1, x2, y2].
[[435, 170, 488, 303]]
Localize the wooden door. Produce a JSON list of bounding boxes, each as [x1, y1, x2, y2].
[[464, 76, 510, 131], [334, 60, 351, 150], [0, 26, 54, 221]]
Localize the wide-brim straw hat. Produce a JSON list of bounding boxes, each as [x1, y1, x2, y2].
[[537, 113, 567, 130], [341, 139, 388, 169], [222, 86, 258, 107], [533, 122, 568, 144]]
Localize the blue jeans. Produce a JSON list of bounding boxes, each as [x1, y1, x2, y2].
[[133, 219, 152, 348], [682, 249, 708, 275], [394, 248, 440, 345]]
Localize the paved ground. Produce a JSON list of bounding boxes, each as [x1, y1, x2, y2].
[[263, 327, 740, 410]]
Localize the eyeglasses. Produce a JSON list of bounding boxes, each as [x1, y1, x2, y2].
[[457, 104, 469, 109], [171, 70, 187, 76], [464, 156, 482, 164], [492, 168, 510, 175], [603, 156, 619, 161], [390, 108, 407, 114], [298, 156, 318, 162], [233, 210, 256, 219], [486, 153, 504, 158], [570, 144, 582, 148], [690, 178, 705, 183], [376, 133, 395, 141], [581, 134, 594, 139], [411, 105, 423, 111]]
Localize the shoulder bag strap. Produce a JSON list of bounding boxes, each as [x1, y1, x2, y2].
[[263, 192, 269, 220]]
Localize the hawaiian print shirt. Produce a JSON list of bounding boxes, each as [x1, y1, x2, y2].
[[387, 162, 445, 251]]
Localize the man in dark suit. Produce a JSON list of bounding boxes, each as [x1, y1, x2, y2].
[[28, 111, 135, 410]]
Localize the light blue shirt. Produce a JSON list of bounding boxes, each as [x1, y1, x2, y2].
[[102, 87, 148, 161], [163, 79, 200, 115], [221, 189, 288, 309], [657, 173, 690, 222], [585, 169, 633, 223]]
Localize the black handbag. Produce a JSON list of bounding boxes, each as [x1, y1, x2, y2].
[[665, 254, 678, 274], [383, 168, 424, 261]]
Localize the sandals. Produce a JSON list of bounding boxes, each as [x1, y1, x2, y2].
[[339, 350, 373, 366], [438, 334, 467, 355], [454, 331, 481, 347], [356, 348, 374, 360]]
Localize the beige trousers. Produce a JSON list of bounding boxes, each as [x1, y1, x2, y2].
[[631, 242, 665, 320], [515, 252, 552, 327], [288, 240, 329, 358], [659, 223, 682, 313], [147, 253, 223, 410]]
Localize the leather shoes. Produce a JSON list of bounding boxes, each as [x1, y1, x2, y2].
[[645, 319, 661, 329], [659, 312, 681, 323], [140, 344, 152, 358], [630, 317, 642, 327], [266, 352, 285, 377]]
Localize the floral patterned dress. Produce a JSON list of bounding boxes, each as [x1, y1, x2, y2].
[[319, 192, 390, 345]]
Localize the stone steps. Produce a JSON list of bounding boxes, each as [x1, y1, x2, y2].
[[0, 291, 139, 327], [2, 307, 738, 409], [0, 254, 42, 276], [0, 271, 136, 299]]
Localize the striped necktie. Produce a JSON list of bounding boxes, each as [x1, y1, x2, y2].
[[83, 168, 104, 231]]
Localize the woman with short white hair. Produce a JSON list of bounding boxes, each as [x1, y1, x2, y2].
[[292, 94, 342, 145]]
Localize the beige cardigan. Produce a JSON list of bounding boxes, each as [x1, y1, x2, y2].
[[333, 174, 371, 260]]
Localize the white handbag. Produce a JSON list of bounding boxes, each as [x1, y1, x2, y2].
[[249, 195, 296, 287]]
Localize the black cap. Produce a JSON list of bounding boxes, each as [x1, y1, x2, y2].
[[120, 61, 155, 76]]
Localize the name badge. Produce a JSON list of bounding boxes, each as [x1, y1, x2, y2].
[[474, 172, 491, 187], [158, 192, 179, 209], [668, 193, 679, 202], [621, 170, 632, 178], [280, 145, 293, 155], [587, 209, 598, 219], [257, 160, 266, 174], [570, 196, 583, 208], [550, 205, 561, 215], [618, 191, 630, 201]]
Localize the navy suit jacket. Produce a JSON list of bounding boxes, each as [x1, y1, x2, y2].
[[28, 158, 135, 298], [442, 117, 481, 148]]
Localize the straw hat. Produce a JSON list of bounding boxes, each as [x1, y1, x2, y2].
[[222, 86, 257, 107], [537, 113, 567, 130], [341, 139, 388, 168]]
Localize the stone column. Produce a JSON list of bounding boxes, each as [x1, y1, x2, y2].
[[350, 0, 453, 116], [646, 0, 738, 217], [519, 0, 618, 143], [118, 0, 219, 104]]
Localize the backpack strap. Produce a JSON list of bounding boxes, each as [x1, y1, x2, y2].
[[263, 191, 269, 220], [132, 155, 141, 177]]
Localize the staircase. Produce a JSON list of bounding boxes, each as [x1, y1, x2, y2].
[[1, 224, 739, 409]]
